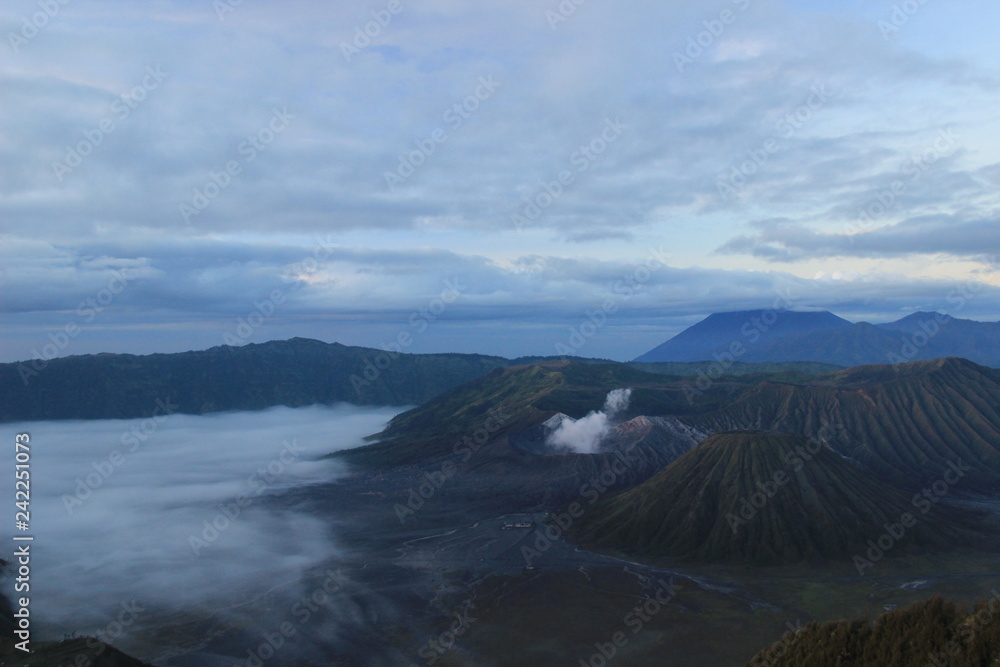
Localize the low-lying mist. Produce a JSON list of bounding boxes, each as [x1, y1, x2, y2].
[[0, 403, 403, 650]]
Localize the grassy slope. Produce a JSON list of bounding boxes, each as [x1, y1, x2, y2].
[[575, 431, 981, 565], [688, 358, 1000, 491], [0, 339, 839, 423], [747, 595, 1000, 667], [0, 338, 509, 422], [337, 360, 748, 468]]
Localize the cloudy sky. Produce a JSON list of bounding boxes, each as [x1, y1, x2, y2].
[[2, 0, 998, 362]]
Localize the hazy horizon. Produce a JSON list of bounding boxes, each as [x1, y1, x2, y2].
[[1, 306, 997, 366]]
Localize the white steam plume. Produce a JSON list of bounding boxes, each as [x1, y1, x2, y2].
[[602, 388, 631, 416], [546, 388, 632, 454]]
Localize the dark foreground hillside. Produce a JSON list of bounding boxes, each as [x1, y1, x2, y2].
[[0, 591, 153, 667], [748, 595, 1000, 667]]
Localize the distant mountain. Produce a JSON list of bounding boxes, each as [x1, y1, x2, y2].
[[634, 310, 851, 363], [0, 338, 509, 422], [0, 339, 840, 424], [574, 431, 977, 565], [636, 310, 1000, 368], [878, 312, 1000, 365], [748, 596, 1000, 667], [630, 360, 842, 377], [741, 321, 911, 366], [689, 357, 1000, 492]]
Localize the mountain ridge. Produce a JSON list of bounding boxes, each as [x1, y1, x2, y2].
[[689, 357, 1000, 491], [636, 310, 1000, 367], [634, 310, 851, 363], [573, 430, 981, 565], [0, 337, 839, 423]]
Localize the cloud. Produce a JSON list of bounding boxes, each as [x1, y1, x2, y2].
[[717, 211, 1000, 262], [3, 1, 998, 242], [1, 232, 997, 363], [0, 404, 402, 661], [1, 1, 999, 360]]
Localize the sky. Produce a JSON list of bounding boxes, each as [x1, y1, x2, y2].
[[1, 0, 998, 362]]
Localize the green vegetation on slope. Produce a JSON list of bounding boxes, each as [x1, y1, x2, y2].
[[338, 360, 743, 468], [630, 359, 843, 378], [0, 339, 842, 424], [575, 431, 980, 565], [689, 358, 1000, 492], [0, 338, 509, 422], [747, 595, 1000, 667]]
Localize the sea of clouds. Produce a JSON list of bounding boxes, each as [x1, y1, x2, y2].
[[0, 403, 403, 652]]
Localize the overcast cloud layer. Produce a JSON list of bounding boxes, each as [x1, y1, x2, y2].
[[1, 0, 998, 361]]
